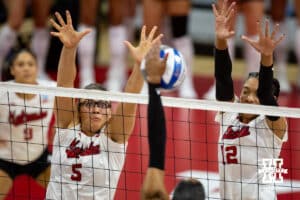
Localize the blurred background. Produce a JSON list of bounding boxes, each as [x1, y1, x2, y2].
[[0, 0, 299, 99]]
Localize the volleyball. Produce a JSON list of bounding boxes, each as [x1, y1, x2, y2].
[[141, 45, 186, 90]]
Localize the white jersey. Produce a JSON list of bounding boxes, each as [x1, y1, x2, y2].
[[216, 111, 287, 200], [0, 80, 56, 164], [46, 125, 127, 200]]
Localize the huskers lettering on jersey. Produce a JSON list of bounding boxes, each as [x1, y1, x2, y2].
[[215, 111, 288, 200], [46, 126, 128, 200], [0, 80, 56, 165], [66, 137, 100, 158]]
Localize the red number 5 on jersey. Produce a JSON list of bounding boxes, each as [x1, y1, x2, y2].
[[221, 145, 238, 164], [71, 163, 82, 181]]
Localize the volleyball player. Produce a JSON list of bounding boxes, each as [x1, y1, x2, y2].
[[0, 48, 56, 199], [46, 10, 163, 199], [213, 1, 287, 199], [141, 39, 205, 200], [0, 0, 52, 80]]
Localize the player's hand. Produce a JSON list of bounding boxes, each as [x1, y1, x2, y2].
[[212, 0, 236, 40], [50, 10, 91, 49], [144, 41, 168, 84], [241, 20, 285, 57], [125, 25, 163, 65], [141, 168, 169, 200]]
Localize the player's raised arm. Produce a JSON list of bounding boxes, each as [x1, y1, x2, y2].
[[108, 26, 163, 143], [213, 0, 236, 102], [141, 39, 169, 200], [50, 10, 90, 128], [242, 20, 287, 139]]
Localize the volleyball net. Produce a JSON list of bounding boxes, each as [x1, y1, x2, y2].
[[0, 82, 300, 200]]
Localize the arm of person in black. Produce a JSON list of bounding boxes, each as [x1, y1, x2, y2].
[[215, 48, 234, 101], [141, 41, 169, 200], [148, 83, 166, 170], [241, 20, 287, 139], [257, 64, 279, 121], [211, 1, 236, 101]]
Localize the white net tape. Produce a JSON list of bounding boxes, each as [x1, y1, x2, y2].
[[1, 82, 299, 118]]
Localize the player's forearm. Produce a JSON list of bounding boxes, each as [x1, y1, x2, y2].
[[148, 83, 166, 170], [57, 46, 77, 87], [124, 63, 144, 94], [214, 48, 234, 101]]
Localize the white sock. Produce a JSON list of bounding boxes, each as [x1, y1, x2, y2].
[[227, 37, 235, 61], [295, 27, 300, 87], [173, 35, 197, 98], [78, 24, 96, 88], [244, 35, 260, 74], [106, 25, 127, 92], [0, 24, 17, 79], [31, 27, 50, 80]]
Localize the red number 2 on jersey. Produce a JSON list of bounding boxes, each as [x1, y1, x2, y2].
[[221, 145, 238, 164], [71, 163, 82, 181]]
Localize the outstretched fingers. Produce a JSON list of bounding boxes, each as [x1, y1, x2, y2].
[[221, 0, 228, 15], [256, 21, 263, 39], [274, 34, 285, 46], [66, 10, 73, 27], [151, 34, 163, 45], [241, 35, 257, 48], [225, 1, 236, 18], [49, 18, 61, 31], [271, 23, 280, 40], [50, 31, 60, 38], [147, 26, 158, 42], [140, 25, 146, 42], [265, 19, 270, 38], [212, 4, 219, 17], [78, 29, 92, 40], [124, 40, 134, 54], [55, 12, 66, 27]]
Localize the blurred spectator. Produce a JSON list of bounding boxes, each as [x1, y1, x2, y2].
[[143, 0, 198, 98], [78, 0, 136, 89], [0, 0, 52, 81], [271, 0, 300, 92]]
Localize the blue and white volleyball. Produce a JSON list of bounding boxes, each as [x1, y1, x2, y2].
[[141, 45, 186, 90]]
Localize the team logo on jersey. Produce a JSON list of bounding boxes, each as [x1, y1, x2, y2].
[[9, 110, 47, 126], [222, 125, 250, 140], [66, 138, 100, 158], [259, 158, 288, 183]]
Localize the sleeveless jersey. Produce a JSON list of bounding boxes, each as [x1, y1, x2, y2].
[[0, 80, 55, 164], [216, 111, 288, 200], [46, 125, 127, 200]]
